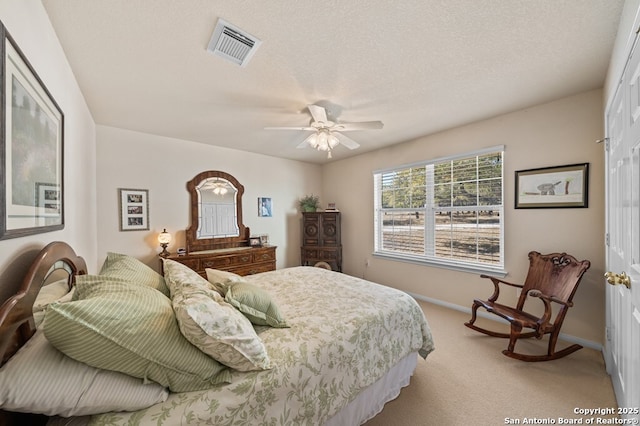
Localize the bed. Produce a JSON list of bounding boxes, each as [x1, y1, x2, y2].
[[0, 241, 434, 425]]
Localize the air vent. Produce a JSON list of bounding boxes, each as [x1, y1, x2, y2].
[[207, 19, 261, 67]]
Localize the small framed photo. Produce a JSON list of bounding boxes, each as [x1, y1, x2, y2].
[[249, 236, 262, 247], [36, 182, 61, 216], [260, 234, 269, 245], [118, 188, 149, 231], [515, 163, 589, 209], [258, 197, 272, 217]]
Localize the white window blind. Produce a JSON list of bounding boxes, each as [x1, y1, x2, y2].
[[373, 146, 505, 275]]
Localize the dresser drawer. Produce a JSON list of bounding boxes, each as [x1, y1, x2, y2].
[[230, 261, 275, 276], [175, 257, 200, 271], [302, 247, 341, 261], [228, 252, 253, 266], [201, 257, 233, 269], [253, 249, 275, 263]]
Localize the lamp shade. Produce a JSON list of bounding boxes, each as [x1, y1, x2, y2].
[[158, 229, 172, 245]]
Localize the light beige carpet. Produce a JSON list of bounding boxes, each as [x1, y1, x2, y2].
[[364, 300, 617, 426]]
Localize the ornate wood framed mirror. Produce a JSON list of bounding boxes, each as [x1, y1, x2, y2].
[[185, 170, 250, 253]]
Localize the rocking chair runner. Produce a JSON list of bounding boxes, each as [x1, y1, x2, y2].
[[464, 251, 591, 362]]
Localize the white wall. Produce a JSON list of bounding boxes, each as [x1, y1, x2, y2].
[[95, 125, 322, 272], [0, 0, 97, 303], [323, 89, 605, 344]]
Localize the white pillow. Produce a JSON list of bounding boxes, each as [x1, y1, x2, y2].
[[33, 278, 71, 313], [33, 281, 75, 329], [165, 260, 271, 371], [0, 329, 169, 417]]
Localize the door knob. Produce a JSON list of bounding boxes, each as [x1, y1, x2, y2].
[[604, 271, 631, 289]]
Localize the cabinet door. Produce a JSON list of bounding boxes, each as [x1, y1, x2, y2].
[[320, 213, 340, 246], [302, 213, 321, 245]]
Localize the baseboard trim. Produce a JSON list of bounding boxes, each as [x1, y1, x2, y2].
[[408, 292, 602, 352]]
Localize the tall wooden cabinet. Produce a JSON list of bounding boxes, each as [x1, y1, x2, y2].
[[300, 211, 342, 272]]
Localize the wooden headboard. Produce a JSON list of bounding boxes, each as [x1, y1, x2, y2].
[[0, 241, 87, 366]]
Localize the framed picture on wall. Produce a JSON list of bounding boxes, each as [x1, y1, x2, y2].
[[515, 163, 589, 209], [258, 197, 272, 217], [36, 183, 61, 216], [118, 188, 149, 231], [0, 22, 64, 240]]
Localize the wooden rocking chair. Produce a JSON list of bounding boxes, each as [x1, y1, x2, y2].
[[464, 251, 591, 362]]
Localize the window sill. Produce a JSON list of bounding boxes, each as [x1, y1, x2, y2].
[[372, 251, 507, 277]]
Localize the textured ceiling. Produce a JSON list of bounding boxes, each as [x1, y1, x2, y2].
[[42, 0, 624, 164]]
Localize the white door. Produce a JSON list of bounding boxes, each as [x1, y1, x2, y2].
[[605, 32, 640, 422]]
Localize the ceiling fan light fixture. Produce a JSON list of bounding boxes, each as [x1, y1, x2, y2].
[[307, 133, 319, 149], [308, 129, 337, 158], [317, 129, 329, 149], [328, 134, 339, 149]]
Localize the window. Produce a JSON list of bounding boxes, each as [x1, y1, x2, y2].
[[373, 146, 504, 275]]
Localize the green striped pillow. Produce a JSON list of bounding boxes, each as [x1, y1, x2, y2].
[[225, 281, 289, 328], [100, 252, 169, 296], [43, 275, 230, 392]]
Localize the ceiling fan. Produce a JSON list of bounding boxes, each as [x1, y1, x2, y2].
[[265, 104, 384, 158]]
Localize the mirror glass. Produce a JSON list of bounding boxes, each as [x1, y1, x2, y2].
[[196, 177, 239, 238]]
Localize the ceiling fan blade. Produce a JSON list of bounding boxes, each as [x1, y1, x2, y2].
[[265, 126, 315, 131], [297, 133, 317, 149], [307, 104, 328, 124], [335, 132, 360, 150], [332, 121, 384, 131]]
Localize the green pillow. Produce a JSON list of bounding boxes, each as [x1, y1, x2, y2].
[[100, 252, 169, 296], [225, 281, 289, 328], [43, 275, 230, 392], [205, 268, 242, 295]]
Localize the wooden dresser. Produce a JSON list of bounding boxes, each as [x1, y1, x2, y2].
[[300, 211, 342, 272], [168, 245, 276, 278]]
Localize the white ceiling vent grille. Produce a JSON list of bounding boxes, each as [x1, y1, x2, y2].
[[207, 19, 261, 67]]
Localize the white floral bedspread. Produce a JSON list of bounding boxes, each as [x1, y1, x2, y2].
[[89, 266, 434, 426]]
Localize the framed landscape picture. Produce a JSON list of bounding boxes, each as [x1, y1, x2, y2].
[[0, 23, 64, 239], [515, 163, 589, 209]]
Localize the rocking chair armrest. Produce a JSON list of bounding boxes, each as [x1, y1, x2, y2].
[[480, 274, 524, 302], [480, 275, 523, 288], [528, 290, 573, 307], [527, 290, 555, 324]]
